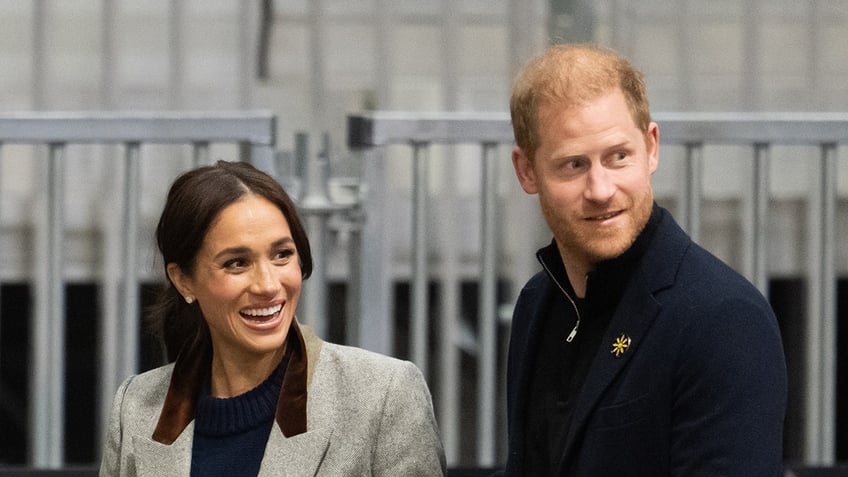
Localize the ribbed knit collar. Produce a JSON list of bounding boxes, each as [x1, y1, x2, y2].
[[192, 349, 289, 437]]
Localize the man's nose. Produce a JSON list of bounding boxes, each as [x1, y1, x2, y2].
[[583, 165, 616, 203]]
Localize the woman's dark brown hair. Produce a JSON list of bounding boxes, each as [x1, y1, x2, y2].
[[150, 160, 312, 362]]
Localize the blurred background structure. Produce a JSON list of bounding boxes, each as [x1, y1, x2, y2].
[[0, 0, 847, 472]]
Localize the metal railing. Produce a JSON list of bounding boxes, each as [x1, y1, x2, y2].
[[0, 111, 276, 468], [347, 111, 844, 466], [0, 111, 843, 468]]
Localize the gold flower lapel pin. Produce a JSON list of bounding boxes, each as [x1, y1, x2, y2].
[[611, 334, 631, 357]]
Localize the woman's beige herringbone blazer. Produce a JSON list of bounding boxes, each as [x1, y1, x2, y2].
[[99, 323, 446, 477]]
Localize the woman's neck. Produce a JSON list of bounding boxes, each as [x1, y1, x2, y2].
[[209, 345, 286, 398]]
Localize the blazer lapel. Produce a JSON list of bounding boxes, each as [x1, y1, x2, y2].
[[556, 209, 690, 471], [257, 424, 333, 477], [557, 276, 662, 471], [133, 423, 194, 477]]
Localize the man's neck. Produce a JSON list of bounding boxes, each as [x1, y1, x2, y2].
[[556, 245, 592, 298]]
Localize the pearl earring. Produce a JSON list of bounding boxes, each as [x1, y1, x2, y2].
[[185, 296, 194, 304]]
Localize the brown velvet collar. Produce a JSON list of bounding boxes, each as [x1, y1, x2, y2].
[[152, 320, 309, 444]]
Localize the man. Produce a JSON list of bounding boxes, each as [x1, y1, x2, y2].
[[503, 43, 786, 475]]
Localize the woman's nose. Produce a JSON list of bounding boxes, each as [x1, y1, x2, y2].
[[251, 261, 280, 296]]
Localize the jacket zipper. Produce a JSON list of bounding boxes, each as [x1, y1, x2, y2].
[[538, 256, 582, 342]]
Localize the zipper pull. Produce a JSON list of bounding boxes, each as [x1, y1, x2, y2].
[[566, 320, 580, 342]]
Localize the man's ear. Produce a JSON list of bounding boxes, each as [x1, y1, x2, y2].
[[512, 146, 539, 194], [166, 263, 193, 301], [646, 122, 659, 174]]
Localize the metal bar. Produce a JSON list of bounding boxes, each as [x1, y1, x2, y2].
[[477, 143, 499, 466], [656, 113, 848, 144], [346, 209, 363, 346], [97, 197, 122, 460], [0, 142, 2, 401], [346, 112, 848, 148], [298, 133, 330, 338], [32, 143, 66, 467], [120, 143, 141, 381], [681, 143, 702, 241], [357, 147, 393, 354], [348, 112, 514, 147], [193, 141, 211, 167], [438, 255, 459, 465], [750, 144, 769, 295], [0, 112, 276, 144], [48, 144, 66, 467], [249, 143, 278, 179], [817, 143, 837, 465], [804, 143, 837, 464], [411, 142, 430, 376]]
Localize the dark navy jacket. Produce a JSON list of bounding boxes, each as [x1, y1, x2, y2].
[[503, 206, 787, 476]]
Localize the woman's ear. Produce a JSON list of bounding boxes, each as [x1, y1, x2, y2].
[[166, 263, 193, 302]]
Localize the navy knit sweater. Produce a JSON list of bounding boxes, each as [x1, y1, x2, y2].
[[190, 356, 287, 477]]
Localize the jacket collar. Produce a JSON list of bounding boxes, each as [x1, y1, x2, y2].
[[152, 320, 311, 444], [535, 203, 662, 309]]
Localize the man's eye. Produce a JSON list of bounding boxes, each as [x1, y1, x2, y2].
[[565, 159, 585, 170]]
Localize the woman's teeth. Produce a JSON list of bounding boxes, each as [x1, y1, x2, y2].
[[241, 304, 282, 319]]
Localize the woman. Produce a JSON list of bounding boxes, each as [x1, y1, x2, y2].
[[100, 161, 445, 476]]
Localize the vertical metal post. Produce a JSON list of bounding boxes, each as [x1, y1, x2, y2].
[[98, 201, 121, 460], [803, 143, 837, 465], [354, 0, 394, 355], [0, 143, 2, 395], [411, 142, 430, 376], [817, 144, 837, 465], [120, 143, 141, 381], [299, 133, 331, 338], [477, 143, 499, 466], [744, 143, 769, 295], [96, 2, 119, 452], [681, 143, 702, 242], [346, 198, 363, 346], [438, 238, 459, 465], [31, 143, 66, 467], [358, 147, 393, 354], [252, 144, 278, 179], [193, 141, 211, 167]]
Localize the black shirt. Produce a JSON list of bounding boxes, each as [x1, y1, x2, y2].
[[523, 206, 661, 476]]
